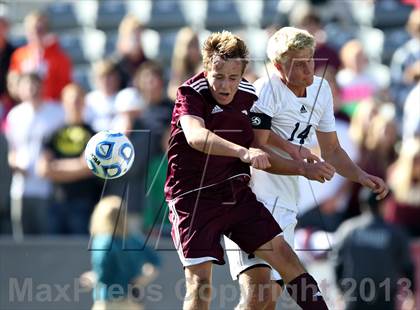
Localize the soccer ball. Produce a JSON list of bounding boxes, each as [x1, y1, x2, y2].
[[84, 130, 135, 179]]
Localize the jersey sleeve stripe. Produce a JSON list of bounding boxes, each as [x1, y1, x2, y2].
[[239, 82, 256, 91], [238, 86, 257, 96], [189, 78, 207, 88], [190, 82, 207, 90], [240, 80, 254, 87]]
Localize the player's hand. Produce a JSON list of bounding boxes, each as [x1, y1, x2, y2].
[[240, 147, 271, 170], [303, 161, 335, 183], [287, 143, 320, 163], [358, 173, 389, 200]]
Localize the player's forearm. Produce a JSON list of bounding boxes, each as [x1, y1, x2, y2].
[[267, 132, 292, 153], [262, 147, 305, 176], [188, 128, 248, 159], [45, 159, 92, 183], [322, 146, 365, 183]]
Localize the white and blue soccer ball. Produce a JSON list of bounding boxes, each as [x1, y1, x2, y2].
[[84, 130, 135, 179]]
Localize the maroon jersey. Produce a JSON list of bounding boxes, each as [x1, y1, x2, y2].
[[165, 72, 258, 200]]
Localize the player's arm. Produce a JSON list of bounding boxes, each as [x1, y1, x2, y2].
[[267, 132, 320, 162], [250, 112, 318, 162], [316, 130, 388, 199], [251, 112, 334, 182], [180, 115, 270, 170], [37, 150, 92, 183], [252, 128, 334, 182]]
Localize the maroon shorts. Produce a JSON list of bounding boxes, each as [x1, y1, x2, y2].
[[168, 177, 282, 266]]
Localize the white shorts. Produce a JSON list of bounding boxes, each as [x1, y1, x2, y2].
[[224, 201, 297, 281]]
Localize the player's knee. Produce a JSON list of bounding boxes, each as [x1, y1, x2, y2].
[[274, 237, 295, 261], [186, 274, 212, 296], [239, 281, 272, 309]]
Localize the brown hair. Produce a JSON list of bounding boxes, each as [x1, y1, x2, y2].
[[202, 31, 249, 73], [92, 58, 118, 77], [135, 60, 163, 80]]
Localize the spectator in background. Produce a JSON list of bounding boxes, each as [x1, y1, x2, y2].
[[0, 132, 11, 233], [131, 61, 172, 156], [9, 11, 72, 102], [358, 104, 398, 181], [333, 188, 415, 310], [349, 97, 380, 151], [106, 61, 172, 233], [386, 137, 420, 238], [390, 9, 420, 114], [85, 196, 160, 310], [5, 73, 64, 239], [402, 82, 420, 140], [37, 83, 100, 235], [289, 4, 341, 73], [337, 40, 380, 113], [114, 14, 148, 89], [85, 59, 120, 132], [113, 68, 145, 133], [167, 27, 202, 101], [143, 128, 171, 237], [0, 15, 15, 128], [347, 103, 398, 219]]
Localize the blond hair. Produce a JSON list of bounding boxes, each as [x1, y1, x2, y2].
[[266, 27, 315, 65], [171, 27, 201, 78], [24, 10, 48, 31], [90, 196, 126, 236], [118, 14, 143, 38], [202, 31, 249, 73], [390, 138, 420, 204]]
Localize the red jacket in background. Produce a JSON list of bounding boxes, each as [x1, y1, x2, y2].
[[9, 35, 72, 102]]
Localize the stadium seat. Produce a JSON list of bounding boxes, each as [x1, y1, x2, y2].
[[260, 0, 286, 28], [59, 32, 86, 65], [324, 23, 357, 51], [357, 27, 384, 63], [382, 27, 411, 65], [95, 1, 126, 31], [72, 65, 92, 91], [372, 0, 412, 29], [157, 30, 178, 64], [46, 2, 79, 30], [104, 32, 118, 57], [9, 35, 27, 48], [59, 30, 105, 66], [147, 0, 187, 31], [205, 0, 243, 31]]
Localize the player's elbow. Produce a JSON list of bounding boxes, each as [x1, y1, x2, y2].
[[186, 135, 205, 151], [185, 129, 209, 151], [321, 144, 341, 161]]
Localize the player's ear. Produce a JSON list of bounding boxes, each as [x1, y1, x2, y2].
[[273, 62, 282, 73]]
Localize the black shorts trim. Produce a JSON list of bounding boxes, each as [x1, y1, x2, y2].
[[238, 263, 272, 277]]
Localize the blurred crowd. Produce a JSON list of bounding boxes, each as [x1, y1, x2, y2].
[[0, 0, 419, 308]]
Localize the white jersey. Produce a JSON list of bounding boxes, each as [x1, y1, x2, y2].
[[250, 73, 336, 212]]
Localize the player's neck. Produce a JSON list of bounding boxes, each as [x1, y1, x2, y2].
[[280, 77, 306, 97]]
